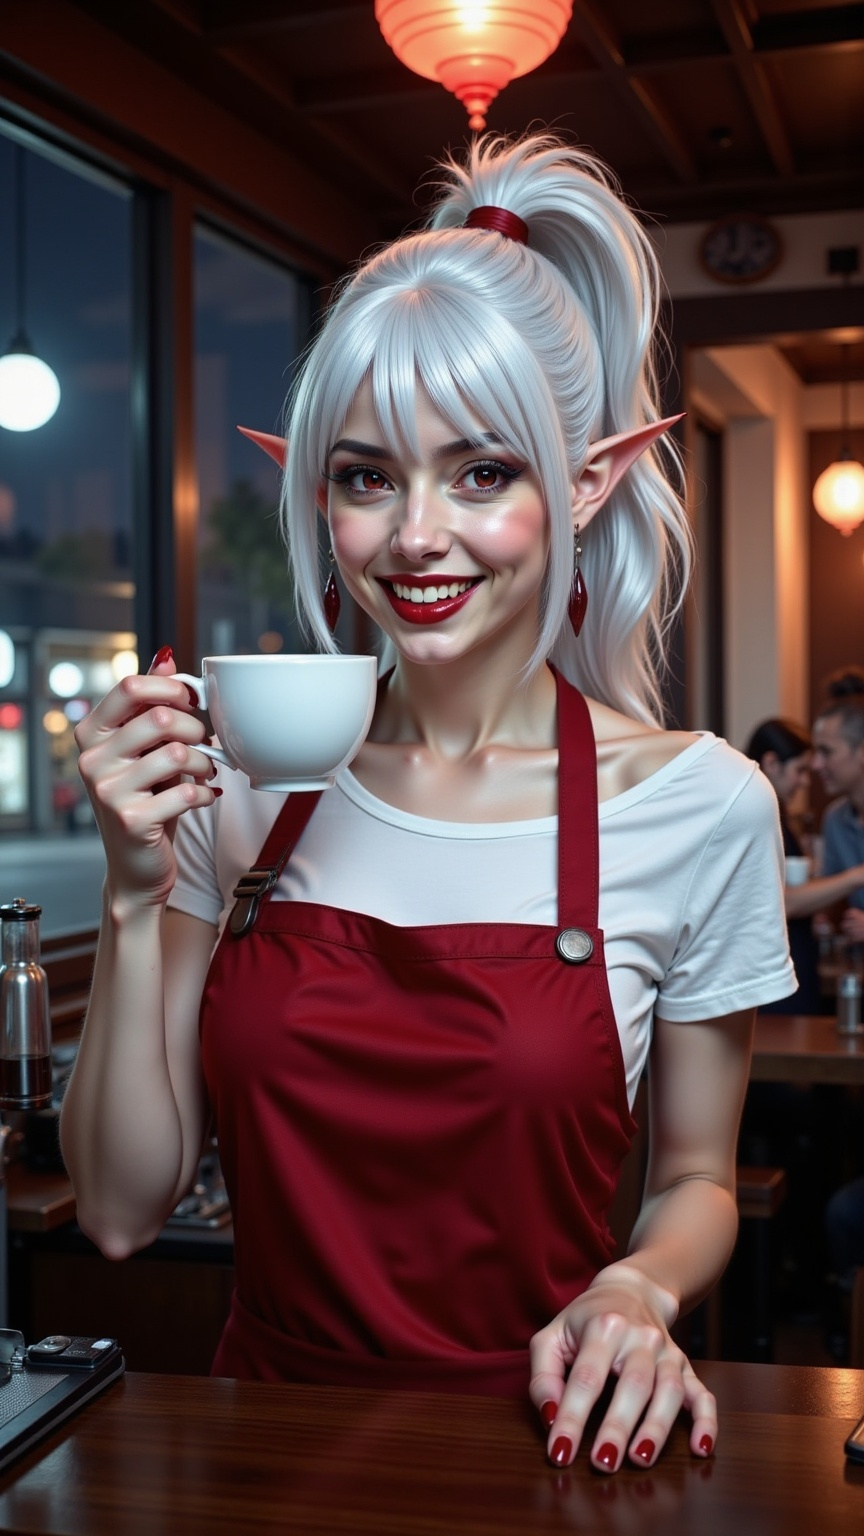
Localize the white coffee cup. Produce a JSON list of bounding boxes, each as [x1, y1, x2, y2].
[[173, 654, 377, 791], [784, 855, 811, 887]]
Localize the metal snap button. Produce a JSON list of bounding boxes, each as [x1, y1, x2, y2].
[[555, 928, 594, 964]]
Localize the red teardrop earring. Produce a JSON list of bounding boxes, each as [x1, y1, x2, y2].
[[568, 526, 587, 638], [323, 548, 341, 633]]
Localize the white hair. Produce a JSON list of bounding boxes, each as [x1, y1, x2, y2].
[[281, 134, 690, 725]]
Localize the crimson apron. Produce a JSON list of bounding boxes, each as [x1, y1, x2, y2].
[[200, 669, 636, 1395]]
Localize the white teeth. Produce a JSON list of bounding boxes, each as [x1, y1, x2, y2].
[[392, 580, 473, 602]]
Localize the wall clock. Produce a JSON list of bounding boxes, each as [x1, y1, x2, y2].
[[699, 215, 783, 285]]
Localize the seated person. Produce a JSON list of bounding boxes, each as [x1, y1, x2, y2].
[[812, 695, 864, 959], [745, 718, 864, 1014]]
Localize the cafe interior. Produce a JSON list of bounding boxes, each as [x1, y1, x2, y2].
[[0, 3, 863, 1528]]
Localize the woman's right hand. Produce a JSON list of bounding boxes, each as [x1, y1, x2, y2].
[[74, 644, 219, 911]]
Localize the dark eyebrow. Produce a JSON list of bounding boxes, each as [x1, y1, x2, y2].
[[328, 433, 509, 462], [329, 438, 391, 459]]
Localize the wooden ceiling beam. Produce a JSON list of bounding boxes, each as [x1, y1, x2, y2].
[[626, 5, 864, 68], [569, 0, 697, 181], [294, 70, 443, 116], [753, 4, 864, 56], [708, 0, 796, 177], [630, 154, 863, 221], [203, 0, 371, 43]]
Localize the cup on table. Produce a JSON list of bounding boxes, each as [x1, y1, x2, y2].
[[784, 855, 810, 887], [173, 654, 377, 791]]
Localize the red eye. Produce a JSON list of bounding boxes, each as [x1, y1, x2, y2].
[[329, 464, 393, 495], [461, 459, 521, 494], [472, 466, 499, 489]]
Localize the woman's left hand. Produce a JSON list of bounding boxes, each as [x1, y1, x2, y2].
[[528, 1265, 716, 1473]]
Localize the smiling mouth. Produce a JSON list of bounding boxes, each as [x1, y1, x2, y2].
[[379, 576, 482, 625]]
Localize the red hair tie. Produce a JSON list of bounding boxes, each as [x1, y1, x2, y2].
[[463, 206, 529, 245]]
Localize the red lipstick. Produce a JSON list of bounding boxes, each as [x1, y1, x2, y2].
[[379, 575, 481, 626]]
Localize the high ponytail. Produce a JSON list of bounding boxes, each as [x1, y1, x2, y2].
[[426, 135, 689, 723]]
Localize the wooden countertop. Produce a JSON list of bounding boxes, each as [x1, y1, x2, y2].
[[3, 1165, 76, 1234], [0, 1365, 860, 1535]]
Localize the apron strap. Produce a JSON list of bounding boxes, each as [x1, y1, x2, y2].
[[552, 667, 600, 932], [229, 791, 322, 937], [228, 668, 394, 937]]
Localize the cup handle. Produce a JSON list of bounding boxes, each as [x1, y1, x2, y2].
[[172, 671, 208, 708], [171, 674, 237, 773], [195, 743, 236, 772]]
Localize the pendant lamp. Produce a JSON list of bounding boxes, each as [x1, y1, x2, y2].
[[812, 346, 864, 536], [0, 146, 61, 433], [375, 1, 574, 131]]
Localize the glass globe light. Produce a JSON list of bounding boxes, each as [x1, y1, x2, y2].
[[813, 453, 864, 536], [0, 332, 61, 432]]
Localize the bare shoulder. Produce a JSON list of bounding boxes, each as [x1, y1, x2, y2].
[[585, 697, 702, 803]]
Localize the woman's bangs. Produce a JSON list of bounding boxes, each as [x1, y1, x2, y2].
[[368, 292, 550, 468]]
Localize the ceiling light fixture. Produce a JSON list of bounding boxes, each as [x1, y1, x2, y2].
[[0, 145, 61, 433], [375, 0, 574, 131], [813, 343, 864, 536]]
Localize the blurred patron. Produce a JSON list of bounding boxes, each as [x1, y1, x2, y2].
[[821, 665, 864, 701], [745, 719, 864, 1013], [812, 695, 864, 955]]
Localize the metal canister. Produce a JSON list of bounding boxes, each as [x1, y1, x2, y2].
[[0, 899, 53, 1110], [836, 971, 864, 1036]]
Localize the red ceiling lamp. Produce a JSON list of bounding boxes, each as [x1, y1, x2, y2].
[[375, 1, 574, 131]]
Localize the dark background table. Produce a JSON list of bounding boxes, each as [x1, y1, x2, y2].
[[751, 1013, 864, 1085], [0, 1364, 861, 1535]]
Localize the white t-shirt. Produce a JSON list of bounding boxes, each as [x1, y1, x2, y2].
[[169, 731, 794, 1109]]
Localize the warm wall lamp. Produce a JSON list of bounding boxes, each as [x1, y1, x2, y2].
[[0, 145, 61, 433], [812, 344, 864, 536], [375, 1, 574, 131]]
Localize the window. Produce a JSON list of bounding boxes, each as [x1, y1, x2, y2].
[[0, 129, 133, 934], [194, 226, 312, 661], [0, 118, 316, 936]]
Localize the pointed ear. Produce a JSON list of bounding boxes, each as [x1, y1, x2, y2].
[[571, 414, 684, 528], [237, 425, 288, 468]]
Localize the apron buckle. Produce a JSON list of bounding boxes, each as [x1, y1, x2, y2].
[[230, 867, 279, 937], [555, 928, 594, 964]]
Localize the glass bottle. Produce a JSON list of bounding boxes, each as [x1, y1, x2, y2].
[[837, 971, 863, 1036], [0, 899, 53, 1109]]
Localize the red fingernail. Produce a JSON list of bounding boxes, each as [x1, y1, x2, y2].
[[149, 645, 174, 670], [549, 1436, 572, 1467], [185, 685, 199, 707], [540, 1401, 557, 1430], [633, 1438, 655, 1464], [596, 1442, 618, 1471], [698, 1434, 714, 1456], [211, 787, 223, 799]]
